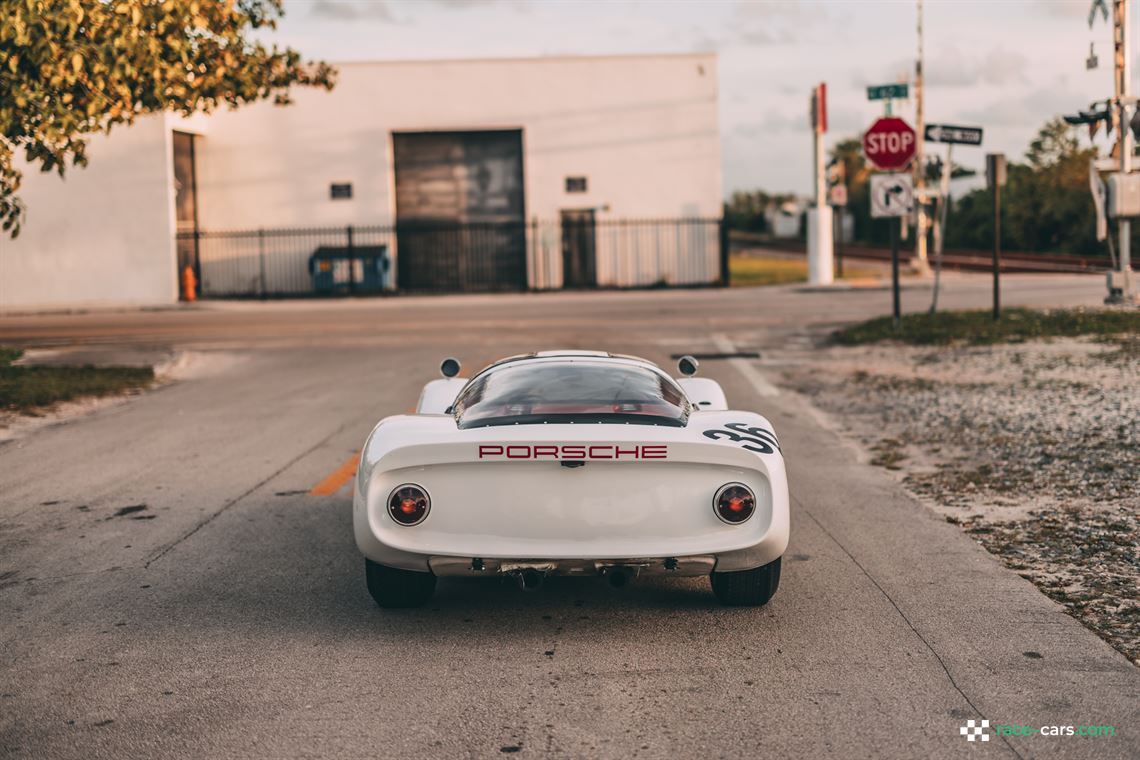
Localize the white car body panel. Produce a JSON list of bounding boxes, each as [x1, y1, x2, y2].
[[416, 378, 466, 414], [354, 354, 790, 576], [676, 377, 728, 411]]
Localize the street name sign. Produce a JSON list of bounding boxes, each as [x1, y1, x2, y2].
[[870, 173, 914, 218], [863, 117, 917, 171], [924, 124, 984, 146], [867, 83, 909, 101]]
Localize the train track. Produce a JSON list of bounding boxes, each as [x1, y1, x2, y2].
[[734, 237, 1110, 275]]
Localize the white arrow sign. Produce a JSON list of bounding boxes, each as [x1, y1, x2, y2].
[[870, 173, 914, 218]]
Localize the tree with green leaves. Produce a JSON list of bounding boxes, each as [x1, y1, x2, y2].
[[0, 0, 335, 236], [946, 118, 1098, 255]]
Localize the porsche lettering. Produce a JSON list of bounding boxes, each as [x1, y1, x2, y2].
[[478, 444, 668, 460]]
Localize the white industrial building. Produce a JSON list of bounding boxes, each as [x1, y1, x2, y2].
[[0, 53, 723, 310]]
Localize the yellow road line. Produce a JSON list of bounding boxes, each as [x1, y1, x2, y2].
[[309, 451, 360, 496]]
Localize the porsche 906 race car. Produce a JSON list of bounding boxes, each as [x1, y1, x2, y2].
[[353, 351, 789, 608]]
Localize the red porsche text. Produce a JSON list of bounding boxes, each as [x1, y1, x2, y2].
[[477, 444, 668, 460]]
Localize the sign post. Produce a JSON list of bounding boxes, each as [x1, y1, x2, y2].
[[923, 123, 984, 313], [870, 173, 914, 329], [987, 154, 1007, 322], [865, 114, 917, 329], [828, 174, 847, 279]]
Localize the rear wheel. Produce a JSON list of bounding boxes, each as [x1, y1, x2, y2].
[[711, 556, 781, 607], [365, 559, 436, 608]]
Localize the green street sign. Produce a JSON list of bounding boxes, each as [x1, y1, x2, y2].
[[867, 83, 909, 101]]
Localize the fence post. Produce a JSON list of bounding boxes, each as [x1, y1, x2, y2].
[[719, 218, 730, 286], [258, 228, 267, 299], [192, 229, 202, 297], [346, 225, 355, 295]]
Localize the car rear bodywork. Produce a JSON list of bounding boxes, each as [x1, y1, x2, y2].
[[353, 410, 789, 576]]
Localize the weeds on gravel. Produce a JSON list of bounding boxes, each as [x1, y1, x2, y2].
[[0, 347, 154, 413], [832, 307, 1139, 346]]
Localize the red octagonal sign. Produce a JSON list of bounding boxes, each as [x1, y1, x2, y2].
[[863, 117, 917, 171]]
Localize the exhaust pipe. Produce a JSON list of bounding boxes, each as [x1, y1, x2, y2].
[[518, 569, 545, 591], [607, 567, 631, 589]]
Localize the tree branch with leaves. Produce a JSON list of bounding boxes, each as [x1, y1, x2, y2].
[[0, 0, 335, 236]]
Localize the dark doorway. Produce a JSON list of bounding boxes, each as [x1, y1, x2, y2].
[[561, 209, 597, 288], [172, 131, 199, 299], [392, 130, 526, 292]]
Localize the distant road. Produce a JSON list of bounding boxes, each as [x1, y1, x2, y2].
[[732, 231, 1112, 274]]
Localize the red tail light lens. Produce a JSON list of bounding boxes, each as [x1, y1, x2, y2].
[[388, 484, 430, 526], [714, 483, 755, 524]]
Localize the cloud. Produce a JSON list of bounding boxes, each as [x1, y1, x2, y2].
[[959, 85, 1085, 128], [307, 0, 517, 22], [733, 109, 809, 137], [926, 47, 1029, 87], [1034, 0, 1096, 20], [856, 46, 1029, 90], [309, 0, 397, 20], [724, 0, 809, 46]]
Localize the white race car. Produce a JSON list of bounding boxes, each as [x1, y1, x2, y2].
[[353, 351, 789, 608]]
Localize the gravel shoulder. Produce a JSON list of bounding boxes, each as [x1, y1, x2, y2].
[[773, 335, 1139, 666]]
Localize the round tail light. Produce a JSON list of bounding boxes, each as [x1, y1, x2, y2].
[[388, 484, 430, 526], [714, 483, 755, 524]]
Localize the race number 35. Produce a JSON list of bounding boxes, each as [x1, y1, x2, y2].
[[703, 422, 781, 454]]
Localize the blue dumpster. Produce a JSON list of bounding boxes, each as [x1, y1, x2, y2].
[[309, 245, 390, 294]]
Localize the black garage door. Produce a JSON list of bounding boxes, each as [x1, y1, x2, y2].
[[393, 130, 526, 292]]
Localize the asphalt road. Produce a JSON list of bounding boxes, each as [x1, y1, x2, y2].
[[2, 274, 1137, 759]]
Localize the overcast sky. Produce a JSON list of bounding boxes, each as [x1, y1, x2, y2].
[[273, 0, 1131, 195]]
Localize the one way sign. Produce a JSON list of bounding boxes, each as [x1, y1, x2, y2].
[[870, 173, 914, 218], [924, 123, 983, 146]]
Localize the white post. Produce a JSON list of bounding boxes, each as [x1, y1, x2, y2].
[[1118, 0, 1135, 300], [808, 83, 834, 285]]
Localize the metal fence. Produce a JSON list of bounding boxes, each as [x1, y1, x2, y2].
[[178, 218, 727, 298]]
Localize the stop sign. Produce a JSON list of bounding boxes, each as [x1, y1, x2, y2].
[[863, 117, 917, 171]]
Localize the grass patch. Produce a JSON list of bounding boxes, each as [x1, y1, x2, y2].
[[0, 348, 154, 413], [730, 254, 876, 287], [832, 307, 1140, 346]]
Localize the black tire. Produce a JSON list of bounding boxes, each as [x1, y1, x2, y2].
[[710, 556, 781, 607], [365, 559, 437, 608]]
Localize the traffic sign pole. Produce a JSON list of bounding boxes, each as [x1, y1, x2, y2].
[[835, 208, 844, 278], [987, 153, 1006, 321], [891, 217, 901, 329]]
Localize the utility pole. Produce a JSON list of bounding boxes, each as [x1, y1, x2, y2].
[[1113, 0, 1135, 302], [913, 0, 930, 273]]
